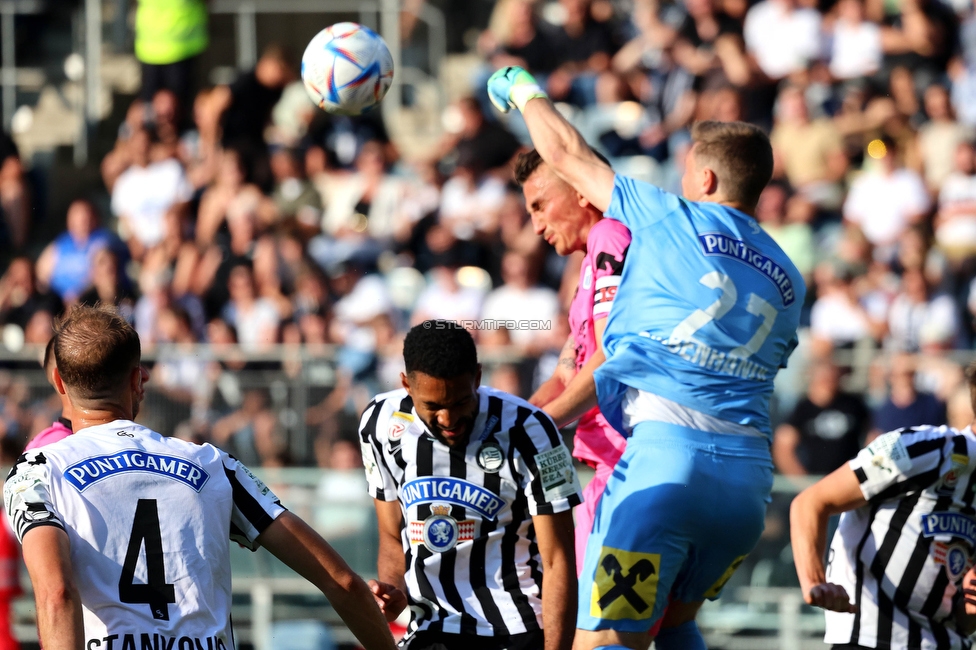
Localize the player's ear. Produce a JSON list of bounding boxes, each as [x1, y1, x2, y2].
[[400, 371, 411, 393], [701, 166, 720, 197], [474, 364, 483, 388], [53, 367, 67, 396], [576, 190, 590, 209]]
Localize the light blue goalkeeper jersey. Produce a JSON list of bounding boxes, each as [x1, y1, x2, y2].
[[594, 175, 806, 441]]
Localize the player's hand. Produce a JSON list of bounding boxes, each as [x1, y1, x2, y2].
[[804, 582, 857, 613], [487, 66, 547, 114], [369, 579, 407, 622]]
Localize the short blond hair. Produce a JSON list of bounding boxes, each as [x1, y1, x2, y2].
[[691, 121, 773, 211]]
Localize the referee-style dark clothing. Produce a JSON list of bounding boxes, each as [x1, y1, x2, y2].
[[359, 387, 582, 645], [825, 425, 976, 649]]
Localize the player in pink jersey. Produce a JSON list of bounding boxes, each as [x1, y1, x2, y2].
[[25, 336, 72, 451], [521, 148, 629, 570]]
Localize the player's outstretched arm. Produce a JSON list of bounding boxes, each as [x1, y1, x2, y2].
[[22, 526, 84, 650], [371, 499, 408, 622], [257, 511, 398, 650], [790, 465, 866, 614], [487, 67, 615, 213], [534, 510, 577, 650]]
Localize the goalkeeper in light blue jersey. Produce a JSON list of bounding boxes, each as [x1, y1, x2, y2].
[[488, 67, 806, 650]]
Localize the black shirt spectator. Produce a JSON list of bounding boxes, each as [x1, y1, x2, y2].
[[773, 361, 870, 475]]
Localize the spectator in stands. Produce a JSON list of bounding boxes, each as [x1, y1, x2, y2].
[[672, 0, 750, 88], [743, 0, 822, 82], [150, 304, 211, 435], [869, 352, 947, 441], [843, 136, 930, 260], [251, 235, 295, 320], [755, 182, 815, 282], [195, 148, 272, 246], [879, 0, 957, 91], [76, 248, 137, 324], [809, 261, 877, 354], [209, 44, 296, 188], [546, 0, 623, 106], [327, 266, 394, 397], [134, 0, 208, 113], [773, 359, 871, 475], [918, 83, 973, 192], [828, 0, 882, 81], [438, 97, 522, 173], [146, 89, 184, 161], [480, 251, 560, 348], [35, 199, 127, 304], [110, 126, 192, 261], [886, 266, 960, 351], [0, 131, 28, 251], [479, 0, 560, 75], [0, 257, 62, 332], [221, 263, 281, 351], [936, 140, 976, 267], [180, 87, 221, 191], [269, 146, 322, 232], [411, 265, 486, 325], [438, 149, 506, 244], [318, 139, 403, 246], [770, 85, 848, 210], [211, 388, 282, 468]]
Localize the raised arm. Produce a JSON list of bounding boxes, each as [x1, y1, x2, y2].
[[488, 66, 616, 212], [789, 465, 865, 613], [533, 510, 577, 650], [256, 511, 397, 650], [22, 526, 84, 650]]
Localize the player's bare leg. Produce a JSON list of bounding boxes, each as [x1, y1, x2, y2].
[[573, 629, 650, 650], [573, 600, 705, 650]]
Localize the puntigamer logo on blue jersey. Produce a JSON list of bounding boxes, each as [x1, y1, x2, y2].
[[920, 512, 976, 547], [400, 477, 504, 520], [698, 233, 796, 306], [64, 451, 210, 492]]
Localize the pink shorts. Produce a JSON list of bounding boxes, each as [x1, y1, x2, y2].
[[576, 460, 664, 637]]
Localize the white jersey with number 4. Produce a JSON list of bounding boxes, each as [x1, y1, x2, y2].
[[4, 419, 285, 650]]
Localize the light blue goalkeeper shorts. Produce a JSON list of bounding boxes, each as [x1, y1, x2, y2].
[[577, 420, 774, 633]]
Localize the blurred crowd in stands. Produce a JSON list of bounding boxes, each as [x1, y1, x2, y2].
[[0, 0, 975, 475]]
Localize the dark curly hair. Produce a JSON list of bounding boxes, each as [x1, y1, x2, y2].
[[403, 321, 478, 378]]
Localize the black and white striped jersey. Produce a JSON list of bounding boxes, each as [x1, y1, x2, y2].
[[359, 386, 583, 638], [825, 425, 976, 650], [4, 419, 285, 650]]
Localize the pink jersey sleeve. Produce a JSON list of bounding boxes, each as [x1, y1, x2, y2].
[[25, 421, 72, 450], [588, 218, 631, 320]]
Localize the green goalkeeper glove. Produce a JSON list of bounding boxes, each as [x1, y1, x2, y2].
[[487, 66, 548, 114]]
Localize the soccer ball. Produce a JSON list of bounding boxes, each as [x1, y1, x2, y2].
[[301, 22, 394, 116]]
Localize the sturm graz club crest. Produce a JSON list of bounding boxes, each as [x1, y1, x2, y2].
[[477, 441, 504, 473], [422, 504, 459, 553]]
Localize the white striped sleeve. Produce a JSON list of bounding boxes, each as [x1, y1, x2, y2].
[[359, 399, 398, 501], [518, 409, 583, 516], [219, 452, 286, 550], [3, 451, 65, 542], [849, 427, 953, 503]]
